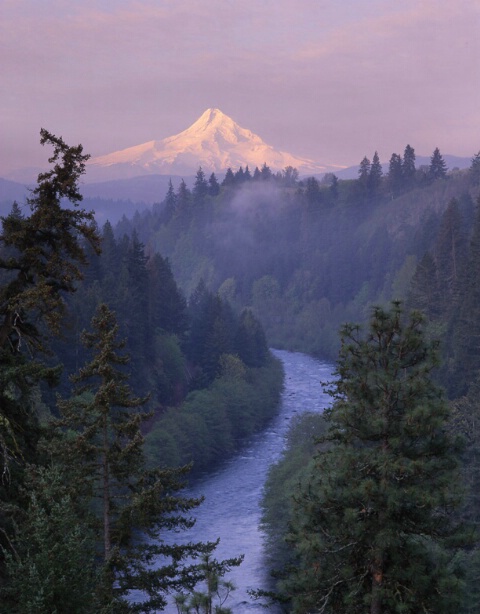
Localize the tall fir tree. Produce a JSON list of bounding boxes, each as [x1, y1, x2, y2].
[[55, 304, 215, 612], [193, 167, 209, 205], [163, 179, 177, 223], [0, 130, 100, 570], [470, 151, 480, 185], [368, 151, 383, 199], [387, 153, 403, 198], [358, 156, 371, 197], [208, 173, 220, 197], [429, 147, 448, 181], [402, 144, 416, 188], [282, 303, 465, 614]]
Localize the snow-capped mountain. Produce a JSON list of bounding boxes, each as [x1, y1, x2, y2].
[[86, 108, 336, 181]]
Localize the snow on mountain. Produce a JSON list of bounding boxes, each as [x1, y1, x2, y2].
[[86, 108, 336, 181]]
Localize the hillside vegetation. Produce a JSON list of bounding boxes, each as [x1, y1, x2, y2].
[[0, 132, 281, 612], [117, 149, 479, 372], [114, 146, 480, 613], [2, 131, 480, 612]]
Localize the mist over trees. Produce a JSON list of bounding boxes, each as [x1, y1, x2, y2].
[[2, 128, 480, 612], [0, 132, 279, 612], [111, 143, 480, 613]]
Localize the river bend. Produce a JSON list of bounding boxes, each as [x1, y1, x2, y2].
[[155, 350, 334, 612]]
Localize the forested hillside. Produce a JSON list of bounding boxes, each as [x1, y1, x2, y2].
[[3, 129, 480, 613], [0, 132, 281, 612], [250, 150, 480, 611], [116, 149, 479, 367], [109, 144, 480, 613]]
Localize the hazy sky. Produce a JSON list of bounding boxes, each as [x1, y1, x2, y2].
[[2, 0, 480, 174]]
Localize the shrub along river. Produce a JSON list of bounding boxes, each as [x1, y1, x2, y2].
[[147, 349, 334, 612]]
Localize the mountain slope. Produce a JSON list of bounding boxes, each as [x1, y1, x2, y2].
[[86, 108, 338, 181]]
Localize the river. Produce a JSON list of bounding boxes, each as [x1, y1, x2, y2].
[[144, 349, 334, 612]]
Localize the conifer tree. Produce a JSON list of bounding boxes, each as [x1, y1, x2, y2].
[[163, 179, 177, 222], [433, 198, 465, 315], [450, 197, 480, 396], [283, 303, 465, 614], [222, 168, 235, 187], [147, 253, 188, 337], [402, 144, 416, 188], [193, 167, 209, 205], [234, 308, 268, 368], [470, 151, 480, 185], [358, 156, 371, 201], [0, 129, 100, 351], [305, 177, 322, 207], [387, 153, 403, 198], [368, 151, 383, 199], [0, 465, 97, 614], [56, 304, 214, 612], [173, 180, 192, 231], [234, 166, 245, 183], [260, 163, 272, 180], [429, 147, 448, 181], [407, 252, 441, 321], [208, 173, 220, 197], [0, 130, 100, 560], [358, 156, 371, 184], [325, 174, 338, 204]]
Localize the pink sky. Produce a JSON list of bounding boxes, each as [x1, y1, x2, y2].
[[2, 0, 480, 175]]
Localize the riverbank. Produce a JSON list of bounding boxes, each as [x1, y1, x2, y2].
[[153, 350, 334, 613]]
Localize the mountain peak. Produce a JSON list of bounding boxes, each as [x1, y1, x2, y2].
[[197, 108, 229, 123], [87, 109, 336, 181]]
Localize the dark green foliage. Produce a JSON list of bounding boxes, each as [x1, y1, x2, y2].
[[55, 304, 214, 612], [235, 308, 268, 367], [0, 129, 100, 350], [387, 153, 403, 197], [148, 253, 188, 336], [71, 146, 480, 612], [193, 167, 209, 205], [280, 304, 465, 614], [0, 131, 289, 613], [144, 353, 284, 476], [163, 179, 177, 222], [208, 173, 220, 197], [357, 156, 371, 200], [329, 174, 339, 202], [222, 168, 235, 187], [0, 130, 100, 576], [283, 166, 299, 188], [261, 412, 328, 573], [470, 151, 480, 185], [448, 198, 480, 396], [368, 151, 383, 198], [173, 180, 193, 232], [0, 465, 97, 614], [260, 163, 273, 180], [433, 198, 465, 313], [407, 251, 441, 320], [305, 177, 322, 208], [402, 144, 416, 188], [449, 375, 480, 613], [429, 147, 448, 181], [174, 552, 243, 614]]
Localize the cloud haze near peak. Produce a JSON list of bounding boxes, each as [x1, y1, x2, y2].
[[2, 0, 480, 175]]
